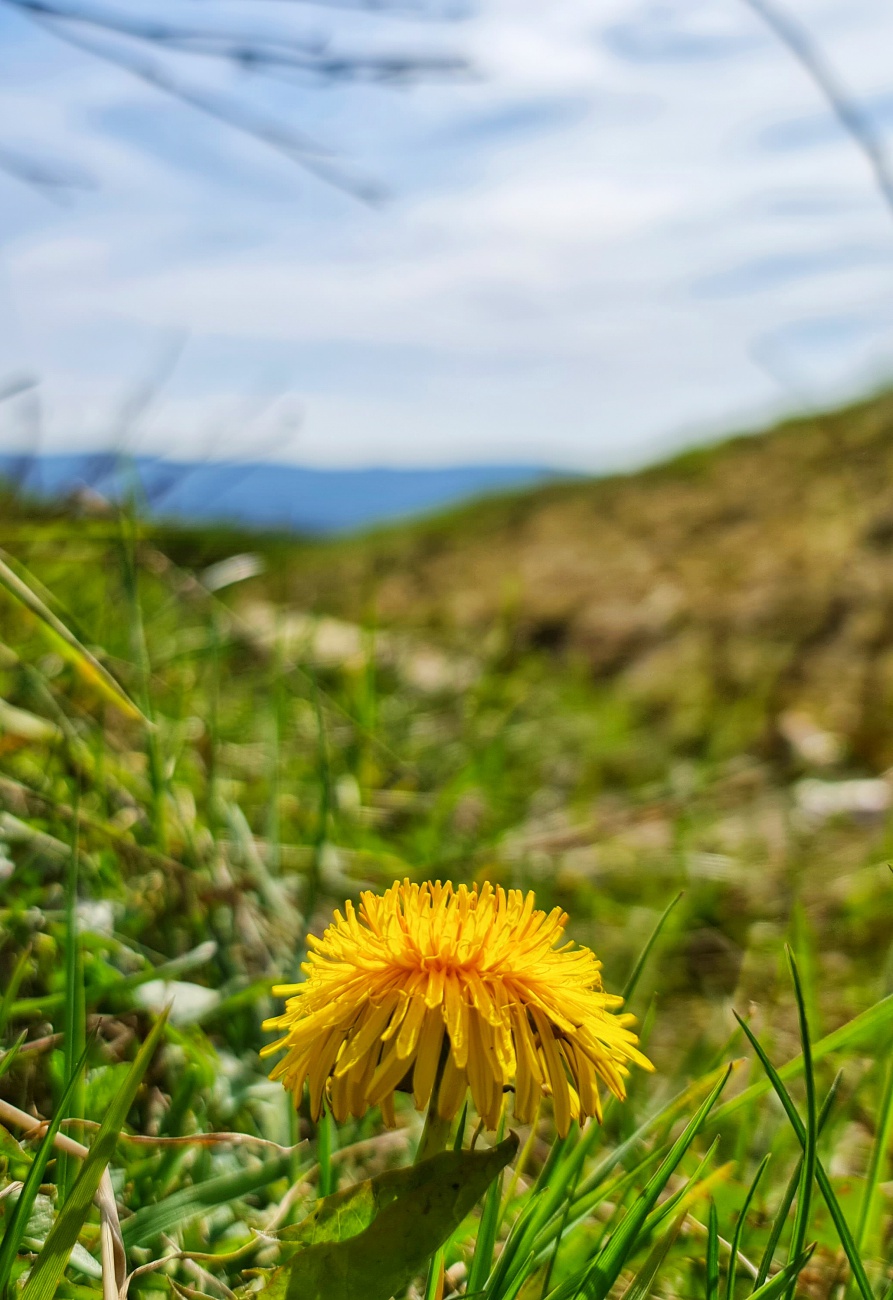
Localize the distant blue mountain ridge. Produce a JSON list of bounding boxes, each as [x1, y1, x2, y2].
[[0, 453, 563, 534]]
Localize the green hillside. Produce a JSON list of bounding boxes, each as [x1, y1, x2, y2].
[[277, 389, 893, 767], [1, 392, 893, 1297]]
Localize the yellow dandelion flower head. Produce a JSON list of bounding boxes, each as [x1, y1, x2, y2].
[[262, 879, 652, 1137]]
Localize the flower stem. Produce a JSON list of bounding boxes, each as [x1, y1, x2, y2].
[[415, 1054, 452, 1164]]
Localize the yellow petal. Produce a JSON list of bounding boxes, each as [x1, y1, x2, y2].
[[438, 1051, 468, 1121], [396, 993, 429, 1060], [367, 1038, 416, 1106], [307, 1025, 346, 1121], [413, 1008, 446, 1110], [335, 992, 400, 1075], [531, 1008, 572, 1138]]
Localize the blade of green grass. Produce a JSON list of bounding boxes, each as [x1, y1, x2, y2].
[[467, 1111, 507, 1296], [0, 948, 31, 1039], [578, 1064, 735, 1201], [0, 554, 145, 724], [853, 1047, 893, 1264], [121, 1155, 294, 1248], [727, 1154, 770, 1300], [118, 518, 167, 846], [578, 1065, 732, 1299], [714, 992, 893, 1125], [616, 1210, 687, 1300], [754, 1160, 800, 1294], [536, 1266, 585, 1300], [748, 1248, 816, 1300], [453, 1101, 469, 1153], [501, 1256, 541, 1300], [486, 1187, 550, 1300], [505, 1148, 645, 1300], [559, 1144, 669, 1261], [734, 1015, 874, 1300], [10, 939, 218, 1022], [59, 801, 85, 1205], [538, 1102, 712, 1263], [706, 1200, 720, 1300], [790, 904, 821, 1040], [423, 1248, 444, 1300], [533, 1133, 573, 1198], [0, 1032, 28, 1083], [489, 1066, 734, 1300], [305, 677, 331, 934], [638, 1139, 726, 1242], [621, 892, 683, 1006], [752, 1071, 841, 1293], [784, 949, 816, 1299], [21, 1012, 168, 1300], [547, 1207, 689, 1300], [537, 1162, 582, 1300], [0, 1039, 92, 1300]]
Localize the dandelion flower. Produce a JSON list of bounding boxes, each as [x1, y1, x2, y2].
[[262, 880, 652, 1137]]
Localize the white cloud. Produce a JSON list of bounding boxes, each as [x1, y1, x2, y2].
[[0, 0, 892, 466]]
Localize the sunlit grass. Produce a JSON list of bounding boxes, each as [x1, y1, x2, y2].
[[0, 499, 891, 1299]]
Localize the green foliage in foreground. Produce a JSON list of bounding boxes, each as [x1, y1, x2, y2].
[[0, 500, 892, 1299], [255, 1136, 519, 1300]]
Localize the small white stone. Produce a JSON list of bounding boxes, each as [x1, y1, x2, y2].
[[135, 979, 221, 1026], [76, 899, 116, 936]]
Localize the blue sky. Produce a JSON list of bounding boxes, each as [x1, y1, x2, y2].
[[1, 0, 892, 470]]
